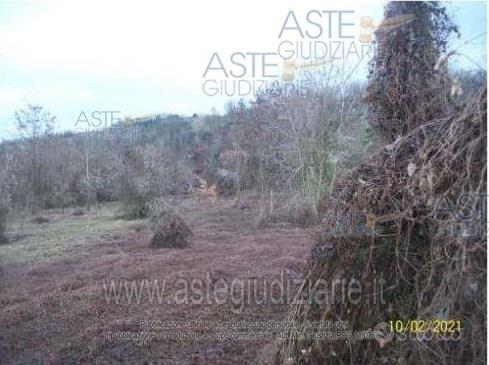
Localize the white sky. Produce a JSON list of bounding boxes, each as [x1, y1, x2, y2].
[[0, 0, 486, 139]]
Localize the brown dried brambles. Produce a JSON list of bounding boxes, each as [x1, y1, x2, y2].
[[273, 1, 484, 363], [274, 88, 486, 365]]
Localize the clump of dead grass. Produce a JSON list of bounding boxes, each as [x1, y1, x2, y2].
[[148, 200, 192, 248]]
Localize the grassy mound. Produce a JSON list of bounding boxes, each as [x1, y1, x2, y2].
[[150, 212, 192, 248]]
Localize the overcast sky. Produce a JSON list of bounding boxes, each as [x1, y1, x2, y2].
[[0, 0, 486, 139]]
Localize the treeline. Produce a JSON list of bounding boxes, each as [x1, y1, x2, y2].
[[0, 67, 484, 239], [0, 111, 197, 214]]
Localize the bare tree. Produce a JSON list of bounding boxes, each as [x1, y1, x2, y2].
[[15, 104, 56, 212]]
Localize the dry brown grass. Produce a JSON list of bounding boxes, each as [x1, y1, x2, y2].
[[0, 197, 315, 364]]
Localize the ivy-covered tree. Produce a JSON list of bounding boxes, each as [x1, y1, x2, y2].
[[366, 1, 459, 142]]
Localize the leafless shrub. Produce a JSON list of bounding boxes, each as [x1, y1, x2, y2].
[[254, 191, 318, 228]]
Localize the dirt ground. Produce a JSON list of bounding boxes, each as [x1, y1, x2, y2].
[[0, 196, 314, 364]]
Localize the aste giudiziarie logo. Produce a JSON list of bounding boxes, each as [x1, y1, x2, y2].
[[74, 110, 139, 140], [202, 9, 409, 97]]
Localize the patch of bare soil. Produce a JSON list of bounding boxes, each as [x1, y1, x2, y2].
[[0, 197, 314, 364]]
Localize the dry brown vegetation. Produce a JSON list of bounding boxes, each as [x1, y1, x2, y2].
[[0, 1, 486, 364], [274, 2, 486, 364], [0, 197, 314, 364], [274, 88, 486, 365], [150, 212, 193, 248]]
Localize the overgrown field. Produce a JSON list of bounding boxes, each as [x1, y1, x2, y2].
[[0, 196, 314, 364]]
